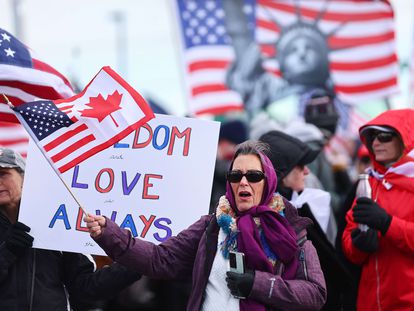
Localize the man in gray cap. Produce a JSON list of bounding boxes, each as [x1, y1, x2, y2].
[[0, 147, 26, 224], [0, 147, 140, 311]]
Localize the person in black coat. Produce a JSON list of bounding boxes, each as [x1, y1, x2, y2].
[[260, 130, 354, 311], [0, 147, 140, 311]]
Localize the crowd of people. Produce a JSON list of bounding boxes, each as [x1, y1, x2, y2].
[[1, 6, 412, 307], [2, 101, 414, 311]]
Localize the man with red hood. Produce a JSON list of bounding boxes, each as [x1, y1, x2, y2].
[[342, 109, 414, 310]]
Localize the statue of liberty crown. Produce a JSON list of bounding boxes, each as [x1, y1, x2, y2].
[[276, 22, 328, 54]]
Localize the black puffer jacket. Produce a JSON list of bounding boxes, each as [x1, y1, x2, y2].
[[0, 213, 140, 311]]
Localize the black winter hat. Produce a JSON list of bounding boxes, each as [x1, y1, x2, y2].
[[219, 119, 248, 145], [259, 130, 320, 180]]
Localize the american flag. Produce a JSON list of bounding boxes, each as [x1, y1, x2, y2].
[[0, 28, 74, 157], [0, 28, 74, 122], [175, 0, 398, 115], [256, 0, 398, 104], [12, 66, 154, 173], [176, 0, 253, 115]]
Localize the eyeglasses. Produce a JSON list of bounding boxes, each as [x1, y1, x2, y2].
[[226, 170, 266, 183], [369, 131, 396, 144]]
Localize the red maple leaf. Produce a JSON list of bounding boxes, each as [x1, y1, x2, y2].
[[81, 90, 123, 126]]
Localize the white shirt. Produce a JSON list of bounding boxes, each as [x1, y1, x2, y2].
[[202, 228, 239, 311]]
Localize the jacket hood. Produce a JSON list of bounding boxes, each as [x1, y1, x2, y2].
[[359, 109, 414, 169]]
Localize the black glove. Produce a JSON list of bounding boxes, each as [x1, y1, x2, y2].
[[5, 222, 34, 256], [353, 197, 392, 235], [351, 228, 379, 253], [226, 270, 254, 299]]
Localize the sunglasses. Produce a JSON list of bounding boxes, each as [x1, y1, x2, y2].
[[369, 131, 396, 144], [226, 170, 266, 183]]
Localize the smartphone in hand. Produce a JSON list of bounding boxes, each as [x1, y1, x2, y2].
[[229, 251, 245, 274]]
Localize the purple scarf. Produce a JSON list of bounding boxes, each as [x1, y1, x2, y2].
[[226, 152, 298, 311]]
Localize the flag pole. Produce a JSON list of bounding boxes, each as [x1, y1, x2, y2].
[[2, 94, 87, 214]]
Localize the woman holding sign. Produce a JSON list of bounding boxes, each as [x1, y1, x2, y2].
[[85, 140, 326, 310]]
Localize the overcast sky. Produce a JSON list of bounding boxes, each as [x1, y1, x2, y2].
[[0, 0, 412, 116], [0, 0, 187, 115]]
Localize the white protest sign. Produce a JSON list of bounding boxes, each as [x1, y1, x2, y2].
[[19, 114, 220, 255]]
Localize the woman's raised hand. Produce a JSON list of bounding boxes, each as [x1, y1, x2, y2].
[[84, 214, 107, 238]]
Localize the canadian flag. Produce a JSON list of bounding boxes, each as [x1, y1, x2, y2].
[[12, 66, 154, 173]]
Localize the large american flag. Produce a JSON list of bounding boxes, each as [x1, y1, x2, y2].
[[256, 0, 398, 104], [176, 0, 251, 115], [13, 67, 154, 173], [175, 0, 398, 115]]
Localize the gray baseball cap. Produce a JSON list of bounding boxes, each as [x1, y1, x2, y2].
[[0, 148, 25, 172]]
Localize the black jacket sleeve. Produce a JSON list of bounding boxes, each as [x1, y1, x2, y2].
[[0, 215, 18, 283], [0, 242, 18, 283], [61, 252, 140, 304]]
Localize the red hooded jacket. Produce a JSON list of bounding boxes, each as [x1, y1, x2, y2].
[[342, 109, 414, 310]]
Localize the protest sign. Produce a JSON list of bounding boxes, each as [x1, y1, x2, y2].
[[19, 114, 220, 255]]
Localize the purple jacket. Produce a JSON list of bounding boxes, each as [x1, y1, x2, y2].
[[95, 202, 326, 310]]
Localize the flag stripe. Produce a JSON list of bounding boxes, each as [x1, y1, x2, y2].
[[0, 86, 37, 104], [259, 0, 393, 21], [190, 91, 243, 112], [189, 60, 230, 72], [43, 123, 88, 152], [188, 69, 228, 86], [0, 64, 74, 97], [192, 83, 229, 96], [32, 59, 73, 89], [0, 113, 19, 123], [328, 31, 394, 49], [332, 63, 398, 85], [339, 86, 398, 104], [260, 45, 277, 58], [0, 80, 66, 101], [50, 134, 95, 163], [335, 76, 397, 93], [329, 41, 395, 62], [0, 138, 29, 145], [330, 53, 397, 71], [257, 19, 280, 33], [196, 105, 244, 116]]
